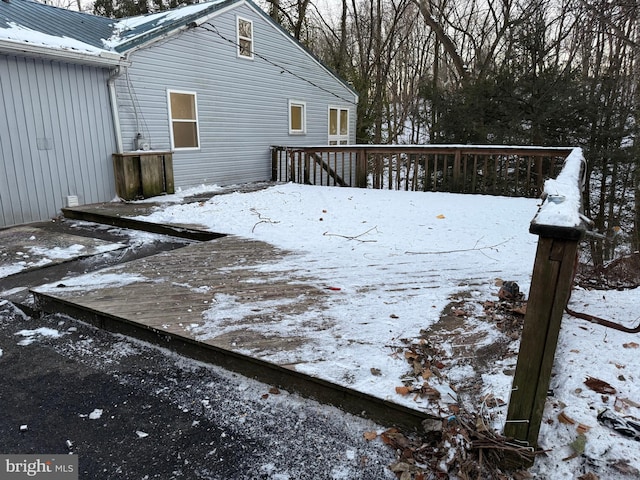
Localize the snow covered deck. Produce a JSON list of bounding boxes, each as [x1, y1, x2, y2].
[[30, 232, 437, 428], [29, 183, 542, 429]]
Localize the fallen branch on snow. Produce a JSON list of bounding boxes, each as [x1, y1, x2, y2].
[[323, 226, 378, 242], [405, 238, 512, 255], [250, 208, 280, 232]]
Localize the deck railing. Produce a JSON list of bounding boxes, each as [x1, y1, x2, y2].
[[271, 145, 575, 198]]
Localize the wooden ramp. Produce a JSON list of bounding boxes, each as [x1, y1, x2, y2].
[[32, 235, 434, 429]]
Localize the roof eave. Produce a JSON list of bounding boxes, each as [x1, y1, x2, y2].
[[0, 39, 128, 67]]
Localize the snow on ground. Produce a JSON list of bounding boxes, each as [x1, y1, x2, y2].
[[2, 182, 636, 477], [134, 183, 639, 478], [137, 184, 539, 409], [0, 226, 126, 278]]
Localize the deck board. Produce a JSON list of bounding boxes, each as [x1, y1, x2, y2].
[[35, 236, 328, 353], [31, 232, 440, 428], [32, 233, 437, 428]]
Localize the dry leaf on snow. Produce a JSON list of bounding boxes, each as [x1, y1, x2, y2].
[[395, 386, 412, 396], [404, 350, 419, 361], [584, 376, 617, 395], [623, 342, 639, 349], [614, 397, 640, 412], [421, 384, 441, 399], [381, 428, 411, 449], [558, 411, 576, 425], [577, 473, 599, 480], [576, 423, 591, 434], [363, 431, 378, 441]]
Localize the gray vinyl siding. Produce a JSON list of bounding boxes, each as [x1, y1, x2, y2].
[[115, 1, 357, 188], [0, 55, 116, 227]]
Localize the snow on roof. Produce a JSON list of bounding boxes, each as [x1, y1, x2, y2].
[[104, 1, 224, 49], [0, 21, 111, 56], [0, 0, 233, 62]]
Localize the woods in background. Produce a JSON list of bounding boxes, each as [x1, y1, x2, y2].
[[270, 0, 639, 264]]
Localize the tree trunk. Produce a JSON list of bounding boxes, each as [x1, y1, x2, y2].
[[413, 0, 467, 83]]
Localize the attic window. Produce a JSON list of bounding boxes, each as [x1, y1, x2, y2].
[[168, 90, 200, 150], [237, 17, 253, 59]]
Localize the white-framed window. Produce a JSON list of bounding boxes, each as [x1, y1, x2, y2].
[[328, 106, 349, 144], [289, 100, 306, 134], [167, 90, 200, 150], [237, 17, 254, 59]]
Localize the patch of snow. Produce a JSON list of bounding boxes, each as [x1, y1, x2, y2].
[[104, 1, 223, 49], [29, 244, 86, 259], [88, 409, 103, 420], [136, 183, 539, 414], [0, 22, 111, 55], [133, 184, 225, 204], [15, 327, 65, 346], [33, 272, 151, 293], [533, 147, 585, 228]]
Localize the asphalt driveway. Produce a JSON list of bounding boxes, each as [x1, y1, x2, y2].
[[0, 300, 395, 479]]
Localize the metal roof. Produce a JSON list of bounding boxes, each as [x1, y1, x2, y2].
[[0, 0, 235, 54], [109, 0, 235, 53], [0, 0, 115, 50]]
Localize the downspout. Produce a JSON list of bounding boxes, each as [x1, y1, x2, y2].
[[108, 65, 125, 153]]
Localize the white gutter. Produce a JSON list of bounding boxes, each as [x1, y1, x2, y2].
[[108, 65, 125, 154], [0, 39, 127, 67]]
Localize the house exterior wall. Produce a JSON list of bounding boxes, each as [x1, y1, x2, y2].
[[0, 54, 117, 227], [115, 1, 357, 189]]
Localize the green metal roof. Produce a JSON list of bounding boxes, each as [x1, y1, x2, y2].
[[0, 0, 115, 50], [0, 0, 236, 56], [108, 0, 236, 53]]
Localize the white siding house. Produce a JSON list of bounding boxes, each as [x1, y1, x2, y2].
[[0, 0, 358, 227]]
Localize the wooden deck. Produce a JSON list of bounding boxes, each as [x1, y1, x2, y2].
[[32, 225, 434, 429]]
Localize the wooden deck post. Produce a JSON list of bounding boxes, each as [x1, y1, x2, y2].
[[503, 232, 580, 467], [355, 149, 368, 188], [271, 147, 279, 181], [503, 148, 586, 468], [453, 149, 461, 191]]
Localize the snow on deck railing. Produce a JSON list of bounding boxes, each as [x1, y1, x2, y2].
[[529, 147, 587, 239], [504, 147, 588, 460]]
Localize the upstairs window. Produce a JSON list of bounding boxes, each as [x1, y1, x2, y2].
[[289, 101, 306, 134], [168, 90, 200, 150], [237, 17, 254, 59], [329, 107, 349, 144]]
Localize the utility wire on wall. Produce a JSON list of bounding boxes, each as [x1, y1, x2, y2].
[[197, 22, 358, 106], [125, 70, 151, 147]]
